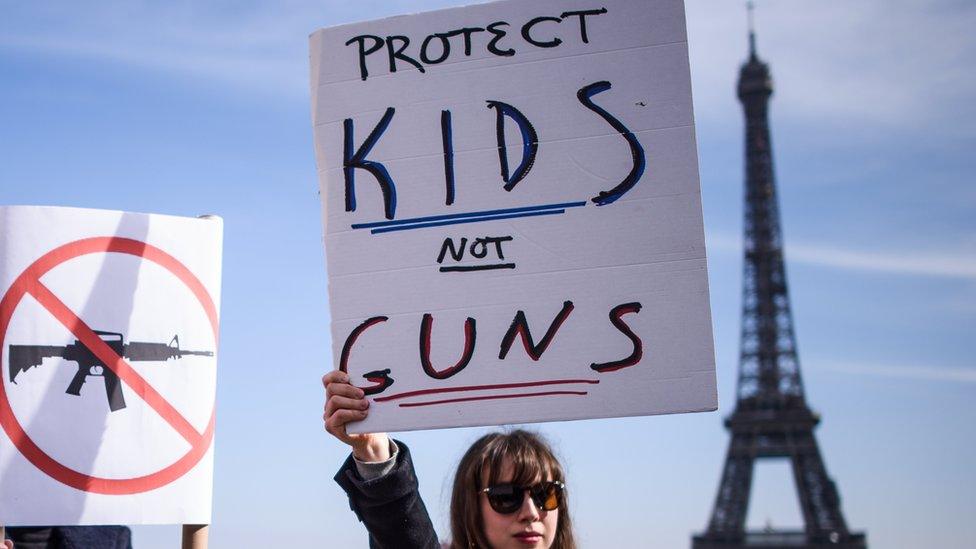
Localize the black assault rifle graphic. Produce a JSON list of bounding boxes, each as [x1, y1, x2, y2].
[[8, 331, 213, 412]]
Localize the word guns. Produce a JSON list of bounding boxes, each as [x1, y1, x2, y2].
[[8, 330, 213, 412]]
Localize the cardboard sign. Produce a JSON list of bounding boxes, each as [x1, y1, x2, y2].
[[0, 206, 221, 526], [310, 0, 716, 433]]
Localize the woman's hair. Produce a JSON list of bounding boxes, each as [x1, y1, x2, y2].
[[449, 429, 576, 549]]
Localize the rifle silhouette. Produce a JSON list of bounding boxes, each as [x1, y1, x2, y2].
[[8, 330, 213, 412]]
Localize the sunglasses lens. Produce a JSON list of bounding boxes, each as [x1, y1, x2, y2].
[[487, 485, 523, 514], [532, 482, 561, 511], [486, 482, 562, 514]]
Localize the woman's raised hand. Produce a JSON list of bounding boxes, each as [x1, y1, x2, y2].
[[322, 370, 391, 462]]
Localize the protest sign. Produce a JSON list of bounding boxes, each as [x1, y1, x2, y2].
[[310, 0, 716, 433], [0, 206, 221, 526]]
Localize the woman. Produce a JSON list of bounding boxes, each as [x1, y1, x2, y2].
[[323, 370, 577, 549]]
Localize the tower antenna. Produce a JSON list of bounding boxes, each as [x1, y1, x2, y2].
[[747, 1, 757, 58]]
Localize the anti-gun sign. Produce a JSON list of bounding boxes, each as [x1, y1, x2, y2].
[[0, 206, 222, 526], [311, 0, 717, 433]]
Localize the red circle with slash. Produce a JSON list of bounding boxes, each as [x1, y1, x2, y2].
[[0, 237, 218, 495]]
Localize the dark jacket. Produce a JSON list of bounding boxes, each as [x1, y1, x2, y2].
[[334, 442, 440, 549], [6, 526, 132, 549]]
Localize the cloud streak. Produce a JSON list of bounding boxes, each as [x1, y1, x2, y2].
[[707, 232, 976, 280], [687, 0, 976, 135], [0, 0, 481, 98], [818, 360, 976, 384], [2, 0, 974, 135]]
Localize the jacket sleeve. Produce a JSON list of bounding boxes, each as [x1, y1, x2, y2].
[[334, 441, 440, 549]]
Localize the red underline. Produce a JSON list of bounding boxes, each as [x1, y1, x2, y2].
[[398, 391, 589, 408], [373, 378, 600, 402]]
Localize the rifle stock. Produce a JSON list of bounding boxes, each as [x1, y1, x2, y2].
[[8, 345, 66, 383]]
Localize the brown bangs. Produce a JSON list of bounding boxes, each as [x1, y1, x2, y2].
[[482, 430, 562, 487]]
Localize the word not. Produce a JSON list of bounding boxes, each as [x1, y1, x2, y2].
[[437, 235, 514, 272], [346, 8, 608, 80], [344, 80, 645, 221], [338, 300, 644, 396]]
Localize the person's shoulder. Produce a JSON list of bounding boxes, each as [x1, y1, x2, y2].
[[55, 526, 132, 549]]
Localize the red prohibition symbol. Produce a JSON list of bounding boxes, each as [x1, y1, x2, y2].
[[0, 237, 219, 495]]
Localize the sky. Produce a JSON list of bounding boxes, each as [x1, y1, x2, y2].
[[1, 0, 974, 547]]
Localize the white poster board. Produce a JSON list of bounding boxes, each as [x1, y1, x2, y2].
[[310, 0, 716, 433], [0, 206, 221, 526]]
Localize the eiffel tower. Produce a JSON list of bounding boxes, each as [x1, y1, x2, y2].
[[692, 9, 866, 549]]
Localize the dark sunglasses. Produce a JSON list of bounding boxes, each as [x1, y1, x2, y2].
[[481, 480, 565, 514]]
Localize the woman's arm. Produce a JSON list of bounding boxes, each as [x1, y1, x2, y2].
[[323, 370, 440, 549], [322, 370, 390, 461]]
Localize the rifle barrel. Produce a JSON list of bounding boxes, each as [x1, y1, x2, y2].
[[182, 350, 214, 357], [124, 341, 213, 361]]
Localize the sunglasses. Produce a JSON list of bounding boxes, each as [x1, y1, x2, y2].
[[481, 480, 565, 514]]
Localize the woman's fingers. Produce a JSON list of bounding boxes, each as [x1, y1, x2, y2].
[[323, 370, 366, 403], [322, 369, 373, 445], [326, 408, 369, 440], [322, 370, 347, 387], [326, 381, 365, 400], [325, 395, 369, 420]]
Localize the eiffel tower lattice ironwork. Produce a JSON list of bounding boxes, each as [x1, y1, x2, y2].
[[692, 17, 866, 549]]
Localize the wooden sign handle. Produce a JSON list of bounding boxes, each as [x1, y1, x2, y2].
[[181, 524, 208, 549]]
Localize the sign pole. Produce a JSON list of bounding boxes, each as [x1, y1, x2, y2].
[[181, 524, 208, 549]]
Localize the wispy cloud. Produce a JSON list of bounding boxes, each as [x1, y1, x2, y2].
[[0, 1, 478, 98], [707, 232, 976, 280], [2, 0, 974, 135], [687, 0, 976, 135], [785, 243, 976, 280], [818, 360, 976, 383], [0, 2, 356, 97]]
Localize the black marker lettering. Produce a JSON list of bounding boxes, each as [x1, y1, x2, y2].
[[420, 314, 477, 379], [559, 8, 608, 44], [470, 238, 489, 259], [486, 100, 538, 191], [499, 301, 575, 361], [590, 302, 643, 373], [345, 34, 384, 81], [458, 27, 486, 55], [576, 81, 646, 205], [437, 237, 467, 263], [421, 33, 452, 64], [339, 316, 394, 395], [521, 16, 562, 48], [470, 236, 513, 259], [344, 108, 397, 220], [441, 110, 455, 205], [386, 35, 425, 74], [487, 22, 515, 57], [488, 235, 513, 259]]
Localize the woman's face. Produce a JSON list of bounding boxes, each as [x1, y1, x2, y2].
[[480, 459, 559, 549]]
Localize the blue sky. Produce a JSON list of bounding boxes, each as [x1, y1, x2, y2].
[[1, 1, 974, 547]]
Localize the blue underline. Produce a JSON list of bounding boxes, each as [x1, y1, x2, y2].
[[371, 209, 568, 234], [351, 201, 587, 231]]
